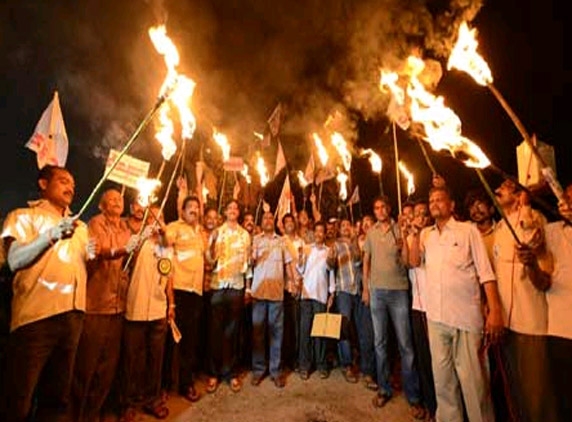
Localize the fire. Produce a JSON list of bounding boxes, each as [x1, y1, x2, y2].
[[256, 153, 269, 187], [170, 75, 197, 140], [253, 131, 264, 141], [336, 171, 349, 201], [398, 161, 415, 196], [212, 129, 231, 162], [297, 170, 309, 188], [155, 104, 177, 161], [148, 25, 180, 96], [312, 133, 329, 166], [330, 132, 352, 172], [361, 149, 382, 174], [136, 177, 162, 207], [380, 71, 405, 106], [241, 164, 252, 184], [447, 21, 493, 86], [202, 186, 209, 203]]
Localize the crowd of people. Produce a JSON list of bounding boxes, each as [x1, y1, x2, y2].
[[0, 165, 570, 422]]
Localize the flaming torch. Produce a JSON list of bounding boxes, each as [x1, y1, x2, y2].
[[213, 129, 232, 214], [361, 148, 383, 195], [331, 132, 352, 172], [312, 133, 330, 213], [448, 21, 564, 202], [337, 171, 349, 201], [398, 161, 415, 201], [254, 153, 270, 223]]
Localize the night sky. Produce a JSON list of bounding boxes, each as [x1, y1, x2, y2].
[[0, 0, 570, 221]]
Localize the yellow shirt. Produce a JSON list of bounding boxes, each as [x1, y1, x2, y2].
[[1, 200, 89, 332], [166, 220, 205, 295]]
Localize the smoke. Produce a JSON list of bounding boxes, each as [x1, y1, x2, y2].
[[3, 0, 484, 167]]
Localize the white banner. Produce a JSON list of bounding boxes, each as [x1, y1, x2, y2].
[[105, 149, 150, 189]]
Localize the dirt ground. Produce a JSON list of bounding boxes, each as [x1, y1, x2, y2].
[[124, 370, 415, 422]]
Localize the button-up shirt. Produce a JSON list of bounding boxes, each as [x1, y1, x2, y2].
[[330, 239, 360, 295], [166, 220, 205, 295], [297, 243, 335, 304], [363, 221, 408, 290], [420, 218, 495, 333], [208, 222, 251, 290], [1, 200, 89, 332], [86, 214, 131, 314], [251, 233, 292, 301], [493, 209, 548, 335], [126, 237, 171, 321], [545, 222, 572, 339]]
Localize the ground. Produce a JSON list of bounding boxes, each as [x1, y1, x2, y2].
[[120, 370, 416, 422]]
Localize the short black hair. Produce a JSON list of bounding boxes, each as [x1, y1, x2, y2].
[[182, 195, 200, 210], [372, 195, 391, 209], [38, 165, 68, 183], [314, 221, 326, 231], [282, 212, 295, 226], [464, 189, 492, 211], [428, 185, 453, 201]]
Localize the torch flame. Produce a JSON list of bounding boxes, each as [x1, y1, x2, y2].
[[136, 177, 162, 207], [202, 186, 209, 203], [256, 153, 269, 187], [336, 171, 349, 201], [241, 164, 252, 184], [312, 133, 329, 166], [447, 21, 493, 86], [253, 131, 264, 141], [380, 71, 405, 106], [148, 25, 180, 96], [155, 104, 177, 161], [331, 132, 352, 172], [297, 170, 309, 188], [212, 129, 231, 162], [171, 75, 197, 140], [361, 149, 382, 174], [398, 161, 416, 196]]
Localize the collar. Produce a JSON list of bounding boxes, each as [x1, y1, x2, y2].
[[28, 199, 71, 217]]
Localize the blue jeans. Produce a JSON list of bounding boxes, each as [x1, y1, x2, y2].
[[370, 288, 420, 404], [251, 300, 284, 378], [336, 292, 358, 368]]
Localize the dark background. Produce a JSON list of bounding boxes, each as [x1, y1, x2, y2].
[[0, 0, 569, 221]]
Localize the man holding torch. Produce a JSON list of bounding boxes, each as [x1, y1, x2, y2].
[[1, 165, 97, 422]]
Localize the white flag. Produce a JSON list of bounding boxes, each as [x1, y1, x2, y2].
[[275, 142, 286, 177], [349, 186, 360, 204], [267, 103, 282, 137], [275, 175, 293, 223], [26, 91, 69, 169]]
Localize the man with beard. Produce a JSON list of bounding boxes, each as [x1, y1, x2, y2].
[[124, 199, 145, 236], [465, 189, 496, 262], [164, 196, 205, 402], [2, 165, 96, 421], [409, 186, 502, 422], [247, 211, 294, 388], [362, 196, 424, 419], [492, 179, 556, 422], [72, 188, 139, 422], [281, 213, 304, 371], [206, 200, 251, 393]]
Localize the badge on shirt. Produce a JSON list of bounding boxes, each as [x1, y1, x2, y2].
[[157, 258, 172, 276]]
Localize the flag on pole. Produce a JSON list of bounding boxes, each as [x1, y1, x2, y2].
[[275, 175, 292, 223], [304, 155, 315, 183], [349, 186, 360, 204], [26, 91, 69, 169], [267, 103, 282, 137], [274, 142, 286, 177]]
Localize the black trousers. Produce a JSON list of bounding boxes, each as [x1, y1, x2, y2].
[[282, 291, 300, 370], [298, 299, 327, 372], [3, 310, 84, 422], [410, 310, 436, 417], [209, 289, 244, 381]]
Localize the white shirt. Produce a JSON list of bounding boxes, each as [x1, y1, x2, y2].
[[126, 238, 172, 321], [493, 209, 548, 335], [420, 218, 495, 333], [297, 243, 335, 304], [545, 222, 572, 339]]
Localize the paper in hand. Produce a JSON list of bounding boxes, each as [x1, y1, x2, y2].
[[169, 319, 182, 343]]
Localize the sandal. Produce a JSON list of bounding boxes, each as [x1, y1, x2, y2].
[[343, 367, 358, 383], [372, 392, 391, 408], [143, 402, 170, 420], [183, 385, 200, 402], [362, 375, 378, 391], [409, 403, 427, 420], [206, 377, 219, 394], [229, 377, 242, 393]]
